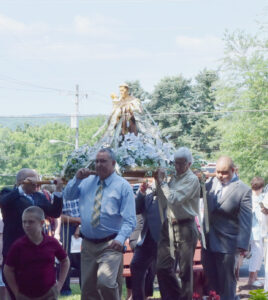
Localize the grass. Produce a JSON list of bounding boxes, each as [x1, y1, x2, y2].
[[59, 283, 161, 299], [59, 284, 81, 300]]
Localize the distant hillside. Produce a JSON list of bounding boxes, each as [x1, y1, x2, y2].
[[0, 114, 107, 130]]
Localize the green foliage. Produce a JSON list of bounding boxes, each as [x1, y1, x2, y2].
[[125, 80, 150, 102], [147, 72, 219, 160], [149, 75, 194, 146], [190, 70, 220, 158], [215, 30, 268, 183], [0, 116, 105, 189], [249, 289, 268, 300]]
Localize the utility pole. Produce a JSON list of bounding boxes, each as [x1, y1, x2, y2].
[[75, 84, 79, 150]]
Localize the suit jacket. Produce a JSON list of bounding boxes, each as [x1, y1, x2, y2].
[[135, 191, 162, 246], [129, 214, 144, 250], [0, 188, 63, 256], [205, 177, 252, 253]]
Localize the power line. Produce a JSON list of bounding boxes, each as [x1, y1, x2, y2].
[[150, 109, 268, 116], [0, 108, 266, 119], [0, 75, 74, 94]]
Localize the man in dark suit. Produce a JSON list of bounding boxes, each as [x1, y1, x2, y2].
[[202, 156, 252, 300], [130, 181, 162, 300], [0, 168, 63, 299]]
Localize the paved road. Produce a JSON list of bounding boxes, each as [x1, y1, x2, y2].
[[71, 258, 266, 299], [237, 258, 265, 299]]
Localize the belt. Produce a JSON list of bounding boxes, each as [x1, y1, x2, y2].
[[171, 218, 195, 225], [81, 233, 117, 244]]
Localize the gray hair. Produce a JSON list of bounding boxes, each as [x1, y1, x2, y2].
[[98, 148, 116, 161], [23, 206, 45, 221], [174, 147, 193, 164]]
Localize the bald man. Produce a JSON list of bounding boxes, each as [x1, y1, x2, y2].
[[202, 156, 252, 300], [0, 168, 63, 299]]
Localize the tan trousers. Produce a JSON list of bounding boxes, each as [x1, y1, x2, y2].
[[81, 238, 122, 300], [17, 284, 58, 300], [157, 219, 198, 300]]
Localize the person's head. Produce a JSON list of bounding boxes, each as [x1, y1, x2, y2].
[[216, 156, 235, 185], [119, 83, 129, 99], [251, 177, 265, 192], [22, 206, 45, 237], [173, 147, 193, 175], [95, 148, 116, 180], [16, 168, 39, 194]]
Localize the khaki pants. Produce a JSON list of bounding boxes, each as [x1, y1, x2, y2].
[[157, 219, 198, 300], [81, 239, 122, 300], [17, 284, 58, 300]]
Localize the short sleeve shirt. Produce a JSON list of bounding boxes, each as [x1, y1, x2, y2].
[[5, 234, 67, 297]]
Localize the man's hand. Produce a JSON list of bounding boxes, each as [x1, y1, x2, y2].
[[261, 207, 268, 215], [76, 168, 94, 180], [22, 176, 38, 185], [106, 240, 124, 252], [237, 248, 247, 257], [140, 181, 149, 194], [55, 177, 63, 192], [154, 168, 166, 185], [21, 176, 39, 193]]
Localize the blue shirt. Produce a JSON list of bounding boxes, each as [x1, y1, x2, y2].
[[62, 198, 80, 217], [63, 172, 136, 245]]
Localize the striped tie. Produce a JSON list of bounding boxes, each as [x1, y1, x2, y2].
[[91, 180, 104, 227]]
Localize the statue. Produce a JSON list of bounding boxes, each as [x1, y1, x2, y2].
[[93, 83, 149, 148], [109, 83, 142, 136], [62, 83, 174, 179]]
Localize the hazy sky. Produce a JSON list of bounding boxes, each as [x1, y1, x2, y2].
[[0, 0, 267, 117]]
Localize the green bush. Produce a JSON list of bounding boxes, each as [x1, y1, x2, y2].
[[249, 289, 268, 299]]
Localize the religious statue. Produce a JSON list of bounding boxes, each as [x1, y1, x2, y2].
[[62, 83, 174, 179], [108, 83, 142, 136]]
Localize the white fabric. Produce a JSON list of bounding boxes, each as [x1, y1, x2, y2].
[[70, 235, 82, 253], [248, 239, 263, 272], [264, 238, 268, 291]]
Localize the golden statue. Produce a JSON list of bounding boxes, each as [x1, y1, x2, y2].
[[109, 83, 142, 136], [92, 82, 158, 150]]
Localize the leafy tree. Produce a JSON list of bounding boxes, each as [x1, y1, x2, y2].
[[148, 75, 194, 147], [126, 80, 150, 102], [190, 70, 220, 158], [215, 30, 268, 183], [0, 116, 105, 189], [147, 73, 219, 160]]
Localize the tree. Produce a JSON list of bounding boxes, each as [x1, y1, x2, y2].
[[190, 69, 220, 158], [147, 73, 219, 161], [215, 30, 268, 183], [0, 116, 105, 189], [125, 80, 150, 102], [148, 75, 194, 147]]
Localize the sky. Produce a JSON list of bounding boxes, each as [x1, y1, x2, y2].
[[0, 0, 267, 117]]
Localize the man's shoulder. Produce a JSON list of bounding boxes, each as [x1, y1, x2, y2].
[[184, 169, 200, 184], [237, 180, 251, 193], [111, 173, 132, 186], [0, 187, 17, 197], [205, 177, 217, 191]]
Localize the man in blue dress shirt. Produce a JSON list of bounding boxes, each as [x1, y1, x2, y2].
[[64, 148, 136, 300]]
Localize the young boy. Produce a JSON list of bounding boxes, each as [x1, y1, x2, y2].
[[4, 206, 70, 300]]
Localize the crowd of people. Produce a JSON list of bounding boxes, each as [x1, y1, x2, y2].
[[0, 146, 267, 300]]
